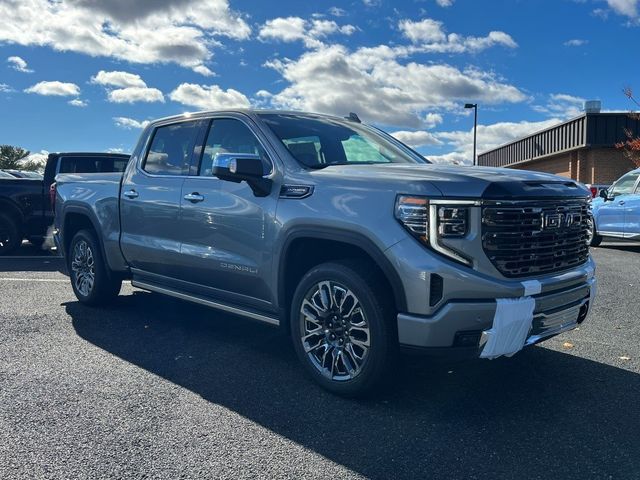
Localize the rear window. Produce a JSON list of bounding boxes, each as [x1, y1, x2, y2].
[[58, 156, 129, 174], [143, 121, 201, 176]]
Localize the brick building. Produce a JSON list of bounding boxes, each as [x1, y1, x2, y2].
[[477, 111, 640, 185]]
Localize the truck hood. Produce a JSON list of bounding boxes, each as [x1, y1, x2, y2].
[[311, 164, 590, 199]]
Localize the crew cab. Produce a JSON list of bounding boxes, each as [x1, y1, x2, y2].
[[54, 110, 597, 396], [0, 152, 130, 254]]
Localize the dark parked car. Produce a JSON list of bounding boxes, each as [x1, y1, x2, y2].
[[0, 152, 130, 254]]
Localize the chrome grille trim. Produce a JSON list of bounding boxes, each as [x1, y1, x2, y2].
[[481, 198, 590, 278]]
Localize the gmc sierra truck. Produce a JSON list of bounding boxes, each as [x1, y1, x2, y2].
[[54, 110, 597, 396]]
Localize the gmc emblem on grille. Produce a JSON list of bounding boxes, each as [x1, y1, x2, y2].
[[542, 211, 579, 230]]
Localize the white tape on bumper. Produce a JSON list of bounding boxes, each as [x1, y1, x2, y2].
[[480, 297, 536, 360]]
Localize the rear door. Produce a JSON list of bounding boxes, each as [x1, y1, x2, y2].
[[120, 120, 206, 278], [176, 116, 278, 307]]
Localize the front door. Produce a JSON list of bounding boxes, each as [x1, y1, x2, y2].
[[597, 171, 640, 236], [623, 179, 640, 238], [177, 117, 278, 308], [120, 120, 205, 278]]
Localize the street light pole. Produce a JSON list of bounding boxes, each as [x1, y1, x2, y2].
[[465, 103, 478, 165]]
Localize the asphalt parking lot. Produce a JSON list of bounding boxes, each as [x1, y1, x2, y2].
[[1, 243, 639, 480]]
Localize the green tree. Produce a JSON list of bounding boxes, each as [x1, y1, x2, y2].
[[0, 145, 31, 170]]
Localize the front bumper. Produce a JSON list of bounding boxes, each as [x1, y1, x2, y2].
[[388, 237, 597, 355]]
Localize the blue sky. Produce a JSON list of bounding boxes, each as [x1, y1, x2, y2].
[[0, 0, 639, 164]]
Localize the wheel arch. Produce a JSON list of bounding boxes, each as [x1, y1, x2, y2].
[[277, 228, 407, 326]]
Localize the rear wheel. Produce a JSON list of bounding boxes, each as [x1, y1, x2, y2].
[[0, 213, 21, 255], [69, 229, 121, 305], [290, 261, 395, 397]]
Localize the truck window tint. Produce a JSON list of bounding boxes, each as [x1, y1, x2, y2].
[[199, 119, 269, 176], [609, 172, 640, 197], [144, 122, 200, 176], [59, 156, 129, 174]]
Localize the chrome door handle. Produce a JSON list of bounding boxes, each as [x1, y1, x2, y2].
[[123, 190, 139, 199], [618, 200, 626, 205], [184, 192, 204, 203]]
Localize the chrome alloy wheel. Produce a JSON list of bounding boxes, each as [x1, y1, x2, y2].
[[299, 281, 371, 381], [71, 240, 95, 297], [586, 214, 595, 245]]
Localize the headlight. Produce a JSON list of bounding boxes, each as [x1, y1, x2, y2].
[[395, 196, 429, 242], [395, 195, 472, 266]]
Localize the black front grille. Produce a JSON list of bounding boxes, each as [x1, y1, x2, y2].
[[482, 199, 590, 278]]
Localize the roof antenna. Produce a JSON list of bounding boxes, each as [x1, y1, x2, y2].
[[346, 112, 361, 123]]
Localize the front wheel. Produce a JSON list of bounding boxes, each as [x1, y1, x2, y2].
[[68, 229, 121, 305], [290, 261, 395, 397], [587, 215, 602, 247]]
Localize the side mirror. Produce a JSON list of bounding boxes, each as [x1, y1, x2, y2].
[[212, 153, 272, 197], [599, 189, 609, 200]]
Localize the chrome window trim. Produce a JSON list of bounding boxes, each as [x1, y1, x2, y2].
[[135, 114, 276, 181]]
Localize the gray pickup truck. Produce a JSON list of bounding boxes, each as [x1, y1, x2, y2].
[[55, 110, 597, 396]]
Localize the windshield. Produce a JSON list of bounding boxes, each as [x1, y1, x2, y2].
[[259, 113, 428, 168]]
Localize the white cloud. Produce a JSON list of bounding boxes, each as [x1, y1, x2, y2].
[[107, 87, 165, 103], [258, 16, 356, 49], [391, 130, 443, 147], [329, 7, 347, 16], [564, 39, 588, 46], [429, 119, 560, 165], [264, 45, 527, 128], [533, 93, 585, 118], [7, 56, 33, 73], [0, 0, 251, 71], [0, 83, 14, 93], [25, 81, 80, 96], [21, 151, 49, 170], [436, 0, 454, 6], [193, 65, 215, 77], [107, 147, 125, 153], [169, 83, 250, 110], [113, 117, 151, 129], [90, 70, 164, 103], [399, 19, 518, 53], [68, 98, 88, 107], [606, 0, 639, 17], [91, 70, 147, 88]]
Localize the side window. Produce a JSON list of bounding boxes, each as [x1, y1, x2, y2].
[[143, 122, 201, 176], [609, 172, 640, 197], [199, 119, 270, 176]]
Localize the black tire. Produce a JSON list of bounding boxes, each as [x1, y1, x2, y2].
[[590, 234, 603, 247], [0, 213, 21, 255], [290, 260, 396, 397], [68, 229, 121, 305]]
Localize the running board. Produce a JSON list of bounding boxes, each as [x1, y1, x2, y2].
[[131, 280, 280, 327]]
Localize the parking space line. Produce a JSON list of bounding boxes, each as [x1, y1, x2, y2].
[[0, 256, 63, 260], [0, 278, 68, 282]]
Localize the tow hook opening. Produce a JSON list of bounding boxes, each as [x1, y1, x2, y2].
[[577, 301, 589, 324]]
